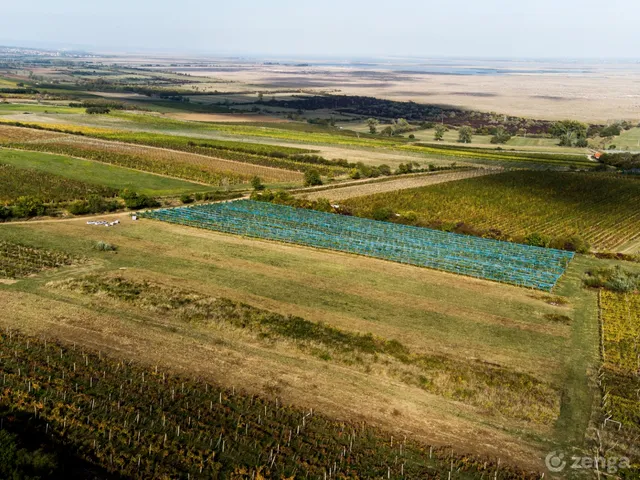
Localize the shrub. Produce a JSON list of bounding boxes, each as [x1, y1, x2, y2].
[[180, 194, 194, 204], [13, 196, 45, 218], [304, 169, 323, 186], [94, 241, 117, 251], [251, 176, 265, 191], [524, 232, 551, 248], [371, 206, 394, 221], [0, 206, 13, 221], [67, 200, 90, 215], [584, 266, 640, 292], [120, 190, 160, 210], [552, 235, 590, 253], [85, 106, 110, 114]]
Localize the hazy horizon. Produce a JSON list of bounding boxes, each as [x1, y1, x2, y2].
[[3, 0, 640, 60]]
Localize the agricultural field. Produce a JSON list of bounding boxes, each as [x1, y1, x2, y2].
[[299, 168, 498, 200], [0, 331, 539, 479], [614, 127, 640, 151], [342, 171, 640, 252], [0, 161, 118, 204], [598, 289, 640, 470], [3, 57, 640, 479], [0, 241, 77, 279], [143, 200, 575, 290], [0, 149, 213, 197], [0, 215, 602, 474]]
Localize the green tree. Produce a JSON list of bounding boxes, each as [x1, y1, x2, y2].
[[551, 120, 588, 147], [380, 126, 394, 137], [458, 126, 473, 144], [251, 176, 265, 191], [490, 126, 511, 144], [434, 125, 447, 141], [366, 118, 379, 134], [303, 169, 323, 186]]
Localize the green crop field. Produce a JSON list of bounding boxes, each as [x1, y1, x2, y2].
[[0, 102, 85, 115], [0, 149, 212, 196], [342, 171, 640, 252]]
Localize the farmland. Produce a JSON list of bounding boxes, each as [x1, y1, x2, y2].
[[0, 215, 601, 473], [598, 289, 640, 470], [0, 331, 539, 479], [142, 200, 575, 291], [2, 54, 639, 479], [0, 241, 77, 278], [0, 161, 118, 204], [0, 149, 213, 198], [0, 124, 309, 183], [342, 171, 640, 252]]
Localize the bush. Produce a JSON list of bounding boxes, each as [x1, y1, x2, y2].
[[524, 232, 551, 248], [68, 200, 90, 215], [120, 190, 160, 210], [85, 106, 110, 114], [584, 266, 640, 293], [304, 169, 323, 187], [550, 235, 590, 253], [94, 241, 117, 251], [13, 196, 45, 218], [371, 206, 394, 221], [180, 194, 194, 204], [87, 194, 118, 213], [251, 176, 265, 191], [0, 206, 13, 221]]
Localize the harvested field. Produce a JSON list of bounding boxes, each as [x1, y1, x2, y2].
[[299, 168, 499, 201]]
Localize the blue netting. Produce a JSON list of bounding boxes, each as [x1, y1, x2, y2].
[[141, 200, 574, 291]]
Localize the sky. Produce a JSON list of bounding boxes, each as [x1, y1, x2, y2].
[[2, 0, 639, 59]]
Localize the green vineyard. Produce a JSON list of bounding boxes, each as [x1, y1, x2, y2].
[[0, 331, 539, 479], [343, 171, 640, 251]]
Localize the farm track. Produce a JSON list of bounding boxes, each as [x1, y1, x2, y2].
[[298, 168, 501, 201]]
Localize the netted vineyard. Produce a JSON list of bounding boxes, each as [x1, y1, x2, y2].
[[142, 200, 574, 291], [0, 241, 77, 278], [0, 331, 539, 479], [343, 171, 640, 251], [600, 291, 640, 428]]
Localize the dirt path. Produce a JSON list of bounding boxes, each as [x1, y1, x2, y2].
[[298, 168, 501, 201]]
